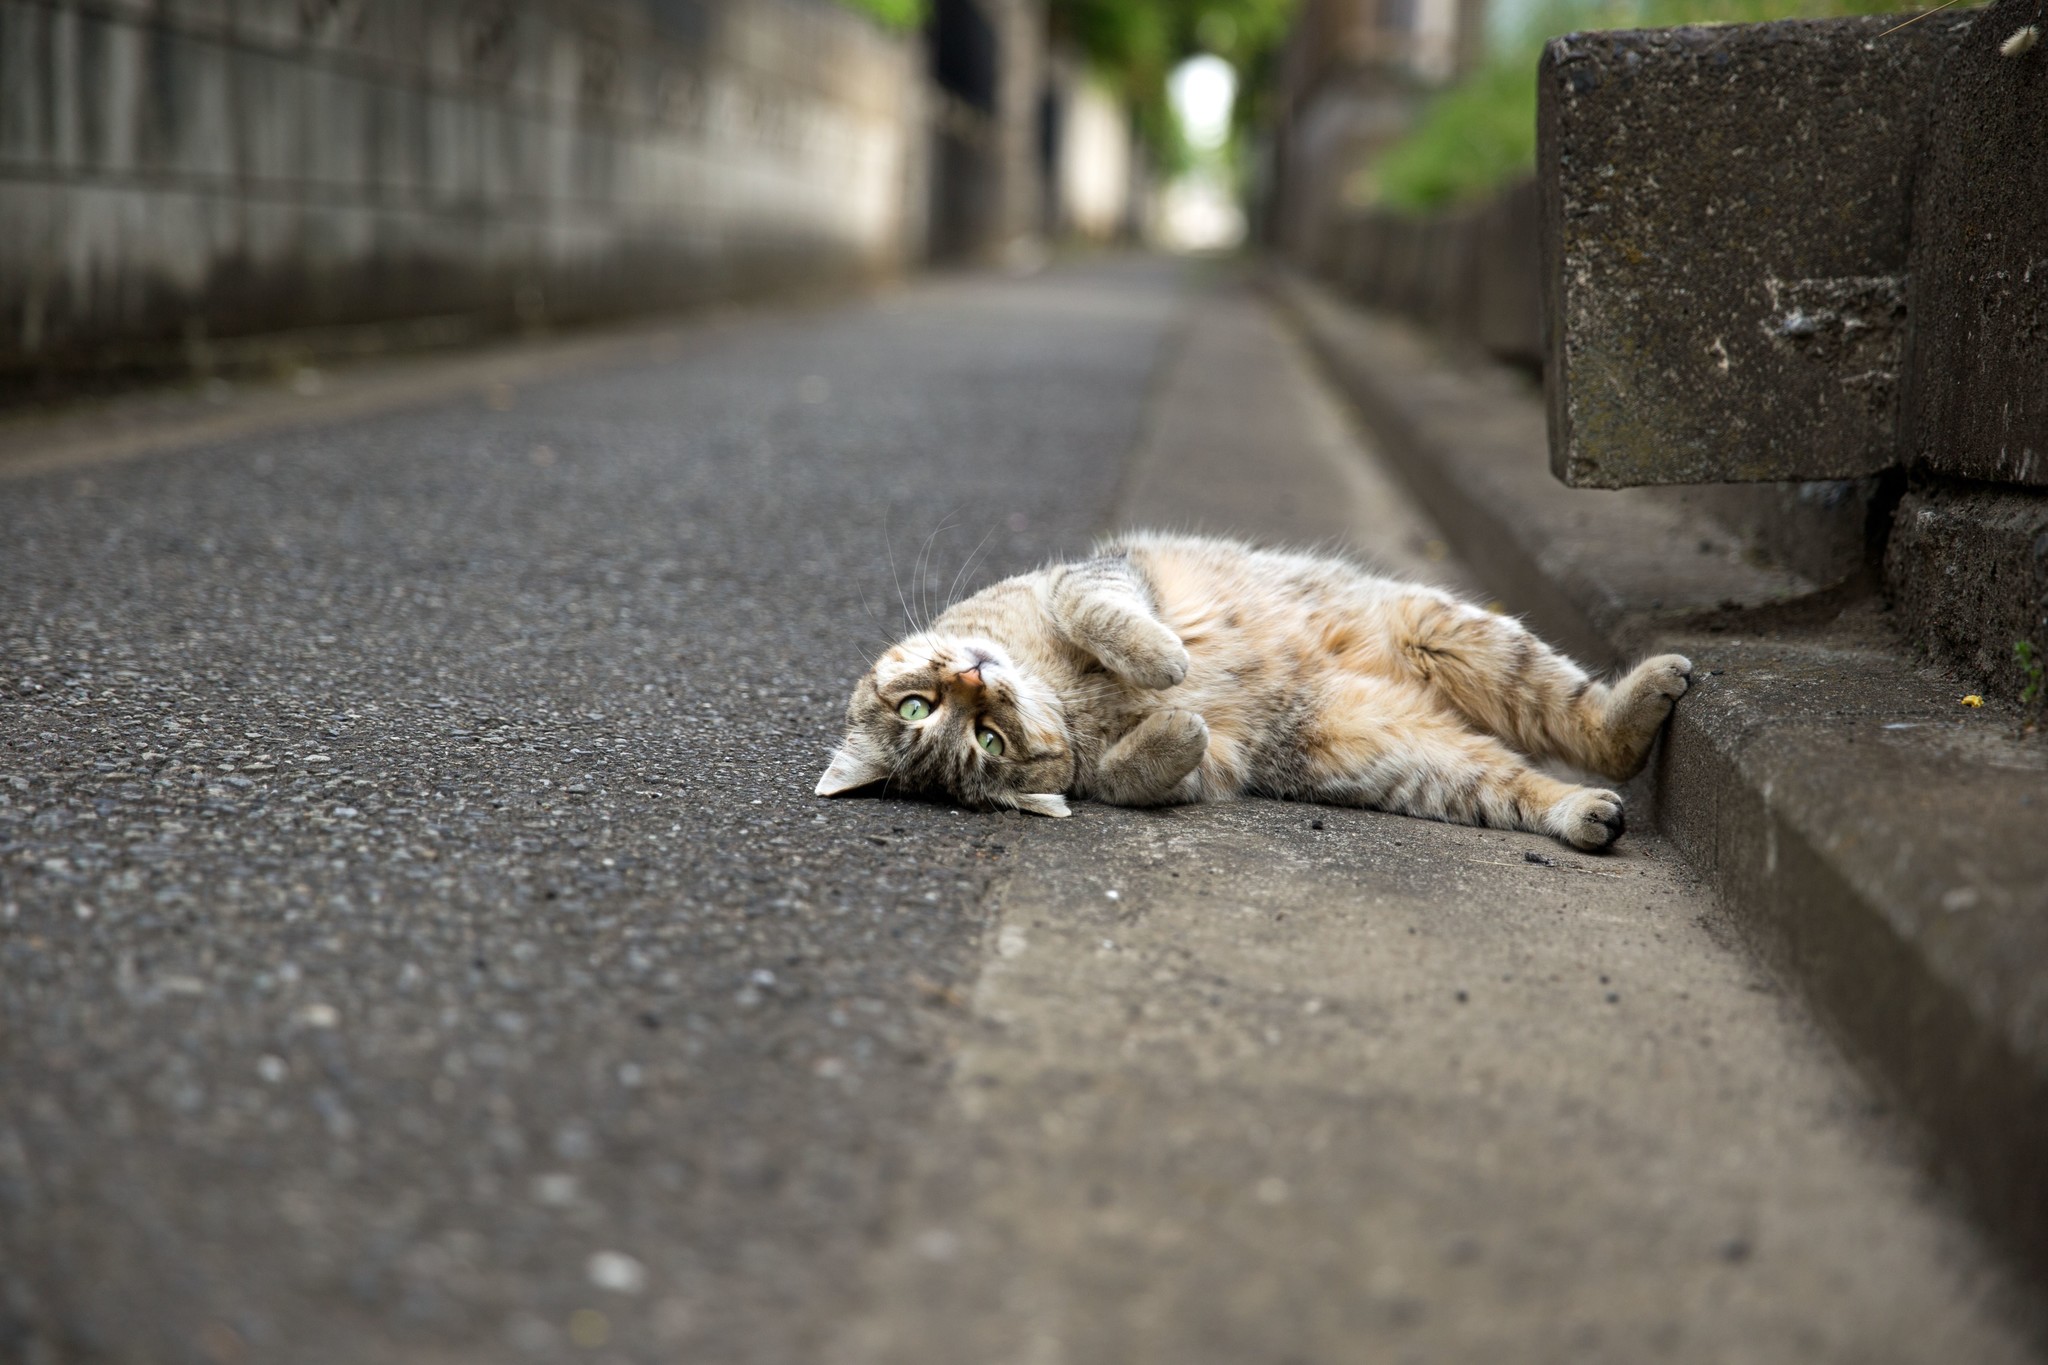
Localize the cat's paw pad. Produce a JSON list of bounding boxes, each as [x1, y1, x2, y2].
[[1552, 787, 1625, 851]]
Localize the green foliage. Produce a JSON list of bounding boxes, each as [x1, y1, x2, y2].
[[1374, 59, 1539, 214], [2017, 639, 2044, 707], [1374, 0, 1936, 212], [835, 0, 928, 31], [1050, 0, 1300, 163]]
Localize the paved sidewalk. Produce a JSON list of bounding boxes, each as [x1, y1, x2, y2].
[[1, 264, 2038, 1364]]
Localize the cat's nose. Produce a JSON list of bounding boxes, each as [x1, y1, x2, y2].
[[951, 650, 996, 691]]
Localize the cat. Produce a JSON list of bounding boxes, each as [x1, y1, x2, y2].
[[816, 533, 1691, 850]]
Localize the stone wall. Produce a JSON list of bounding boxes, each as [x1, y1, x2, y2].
[[1537, 1, 2048, 704], [0, 0, 923, 379]]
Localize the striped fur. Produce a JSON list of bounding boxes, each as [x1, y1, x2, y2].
[[819, 533, 1690, 849]]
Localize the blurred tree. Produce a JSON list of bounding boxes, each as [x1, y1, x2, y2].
[[1051, 0, 1298, 169], [837, 0, 930, 28], [833, 0, 1301, 168]]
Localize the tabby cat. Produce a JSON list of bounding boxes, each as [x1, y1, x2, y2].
[[817, 533, 1691, 849]]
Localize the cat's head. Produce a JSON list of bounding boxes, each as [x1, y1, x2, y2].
[[817, 632, 1075, 817]]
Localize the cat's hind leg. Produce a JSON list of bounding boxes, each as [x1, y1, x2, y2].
[[1289, 675, 1626, 850], [1385, 593, 1690, 781]]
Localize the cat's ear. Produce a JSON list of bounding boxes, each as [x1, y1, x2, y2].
[[1011, 792, 1072, 819], [816, 743, 890, 797]]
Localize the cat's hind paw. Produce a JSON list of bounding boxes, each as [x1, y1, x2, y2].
[[1615, 654, 1692, 732], [1148, 707, 1211, 774], [1550, 787, 1626, 851], [1591, 654, 1692, 778]]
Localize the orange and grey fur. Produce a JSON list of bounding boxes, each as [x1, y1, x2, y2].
[[817, 533, 1691, 850]]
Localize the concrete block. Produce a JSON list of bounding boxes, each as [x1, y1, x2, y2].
[[1900, 0, 2048, 487], [296, 62, 375, 191], [1538, 15, 1968, 487], [1887, 482, 2048, 702]]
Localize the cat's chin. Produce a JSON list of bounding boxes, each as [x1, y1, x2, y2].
[[1006, 792, 1071, 819]]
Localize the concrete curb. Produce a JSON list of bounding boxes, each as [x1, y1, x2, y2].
[[1273, 271, 2048, 1286]]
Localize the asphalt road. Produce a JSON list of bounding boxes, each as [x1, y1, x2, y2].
[[1, 260, 1189, 1364], [3, 262, 2039, 1365]]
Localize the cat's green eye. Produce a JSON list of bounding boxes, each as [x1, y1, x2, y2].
[[897, 696, 932, 721], [976, 726, 1004, 757]]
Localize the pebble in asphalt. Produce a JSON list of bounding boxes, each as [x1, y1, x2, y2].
[[0, 260, 1189, 1363]]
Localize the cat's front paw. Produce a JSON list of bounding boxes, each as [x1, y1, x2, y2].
[[1094, 708, 1209, 805], [1120, 628, 1191, 690], [1149, 707, 1210, 774], [1550, 786, 1625, 851]]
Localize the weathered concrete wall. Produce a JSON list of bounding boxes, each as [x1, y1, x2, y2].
[[1530, 1, 2048, 701], [1539, 1, 2048, 497], [1267, 77, 1413, 269], [0, 0, 921, 377], [1536, 15, 1966, 489], [1900, 0, 2048, 487], [1261, 0, 1500, 266], [1888, 483, 2048, 697]]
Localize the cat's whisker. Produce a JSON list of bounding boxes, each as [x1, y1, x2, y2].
[[884, 509, 919, 633], [909, 519, 933, 633], [915, 524, 935, 631], [945, 522, 998, 613], [849, 582, 895, 670], [914, 518, 959, 635], [882, 740, 921, 796]]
